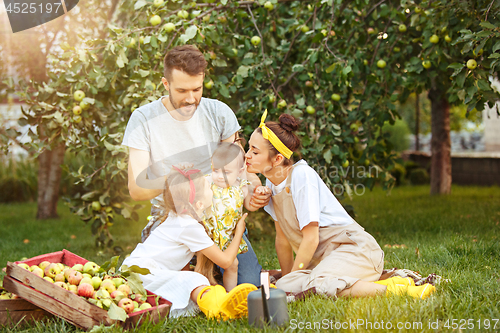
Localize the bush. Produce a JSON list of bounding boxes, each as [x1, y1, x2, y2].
[[0, 157, 37, 202], [390, 162, 407, 186], [409, 168, 430, 185]]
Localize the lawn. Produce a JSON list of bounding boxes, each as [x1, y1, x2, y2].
[[1, 185, 500, 332]]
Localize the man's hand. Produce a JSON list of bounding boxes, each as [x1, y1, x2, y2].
[[249, 185, 272, 209]]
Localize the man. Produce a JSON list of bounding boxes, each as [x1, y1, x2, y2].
[[122, 45, 269, 286]]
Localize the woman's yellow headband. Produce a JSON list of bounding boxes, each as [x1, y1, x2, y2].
[[259, 110, 293, 159]]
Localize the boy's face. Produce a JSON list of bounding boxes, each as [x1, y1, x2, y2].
[[212, 157, 245, 188]]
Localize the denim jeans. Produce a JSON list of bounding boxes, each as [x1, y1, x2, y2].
[[218, 231, 262, 286]]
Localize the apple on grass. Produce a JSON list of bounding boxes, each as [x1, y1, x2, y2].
[[118, 298, 135, 314]]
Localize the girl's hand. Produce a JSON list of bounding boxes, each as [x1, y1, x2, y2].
[[250, 186, 272, 208], [235, 213, 248, 234]]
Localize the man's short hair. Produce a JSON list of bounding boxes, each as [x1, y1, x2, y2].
[[163, 45, 208, 82]]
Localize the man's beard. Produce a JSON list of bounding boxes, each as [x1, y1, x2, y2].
[[169, 93, 199, 117]]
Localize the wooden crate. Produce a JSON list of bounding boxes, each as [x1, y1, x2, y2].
[[0, 298, 53, 327], [4, 249, 171, 330]]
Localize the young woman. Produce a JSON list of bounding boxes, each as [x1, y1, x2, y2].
[[244, 110, 435, 299]]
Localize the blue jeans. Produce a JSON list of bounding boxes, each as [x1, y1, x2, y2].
[[219, 231, 262, 286]]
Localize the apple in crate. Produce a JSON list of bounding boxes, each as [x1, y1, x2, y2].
[[83, 261, 100, 276], [78, 283, 95, 298], [68, 270, 83, 285], [100, 279, 116, 294], [44, 263, 62, 279], [118, 298, 135, 314]]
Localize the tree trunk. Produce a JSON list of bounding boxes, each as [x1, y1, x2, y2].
[[36, 143, 65, 219], [428, 88, 452, 195], [415, 93, 420, 151]]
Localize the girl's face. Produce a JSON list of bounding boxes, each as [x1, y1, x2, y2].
[[211, 157, 245, 188], [245, 130, 274, 174]]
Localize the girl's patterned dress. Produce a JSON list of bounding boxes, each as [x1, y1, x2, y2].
[[203, 177, 250, 253]]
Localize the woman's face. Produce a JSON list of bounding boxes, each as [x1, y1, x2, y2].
[[245, 130, 274, 174]]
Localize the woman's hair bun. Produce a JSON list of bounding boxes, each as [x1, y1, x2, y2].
[[278, 114, 300, 132]]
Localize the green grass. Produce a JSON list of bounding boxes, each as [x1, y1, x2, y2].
[[1, 185, 500, 332]]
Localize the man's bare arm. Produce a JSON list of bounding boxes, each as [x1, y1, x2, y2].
[[128, 148, 163, 201]]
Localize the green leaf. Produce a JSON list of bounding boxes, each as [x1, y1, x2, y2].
[[179, 25, 198, 44], [134, 0, 147, 10], [323, 150, 332, 164], [479, 22, 496, 30], [477, 79, 491, 91], [108, 302, 128, 322], [493, 40, 500, 53], [325, 63, 336, 74], [456, 70, 466, 88], [128, 265, 152, 275], [448, 63, 464, 70], [292, 64, 304, 72], [213, 59, 227, 67], [236, 65, 250, 78], [81, 191, 97, 201], [138, 70, 150, 77], [126, 272, 148, 296]]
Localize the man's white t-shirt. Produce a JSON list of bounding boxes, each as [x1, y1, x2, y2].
[[122, 96, 240, 200], [264, 160, 354, 230], [123, 214, 215, 271]]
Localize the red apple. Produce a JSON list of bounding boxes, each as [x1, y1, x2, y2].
[[68, 270, 83, 286], [118, 298, 135, 314], [111, 290, 126, 302], [78, 283, 94, 298], [44, 263, 62, 279], [117, 284, 131, 296]]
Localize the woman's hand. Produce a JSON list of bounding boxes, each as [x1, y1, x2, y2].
[[249, 186, 272, 209], [235, 213, 248, 235]]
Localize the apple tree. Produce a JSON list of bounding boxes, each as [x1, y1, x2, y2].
[[18, 0, 500, 245]]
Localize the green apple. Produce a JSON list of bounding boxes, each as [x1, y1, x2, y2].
[[342, 160, 350, 168], [305, 80, 313, 88], [92, 201, 101, 211], [422, 60, 431, 69], [44, 263, 62, 279], [39, 261, 51, 270], [112, 277, 125, 288], [218, 16, 227, 23], [414, 6, 421, 13], [79, 101, 90, 110], [376, 59, 386, 69], [354, 137, 360, 143], [321, 29, 328, 37], [301, 25, 310, 33], [44, 276, 54, 283], [79, 276, 93, 286], [73, 105, 82, 115], [429, 34, 439, 44], [139, 303, 152, 310], [444, 35, 452, 43], [153, 0, 164, 7], [31, 266, 44, 278], [83, 261, 100, 276], [467, 59, 477, 70], [363, 59, 368, 66], [398, 24, 406, 32], [203, 14, 211, 22], [72, 263, 84, 272], [149, 15, 161, 26], [251, 36, 261, 46], [95, 289, 110, 299], [17, 263, 30, 270], [127, 38, 136, 48], [91, 276, 102, 290], [178, 10, 189, 19], [277, 99, 287, 108], [163, 22, 175, 33], [268, 94, 276, 103], [393, 46, 400, 52], [306, 106, 315, 114], [73, 90, 85, 102], [350, 123, 359, 132], [331, 93, 341, 102], [204, 80, 214, 89], [100, 279, 116, 294], [264, 1, 273, 10]]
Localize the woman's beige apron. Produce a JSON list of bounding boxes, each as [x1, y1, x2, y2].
[[273, 165, 384, 297]]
